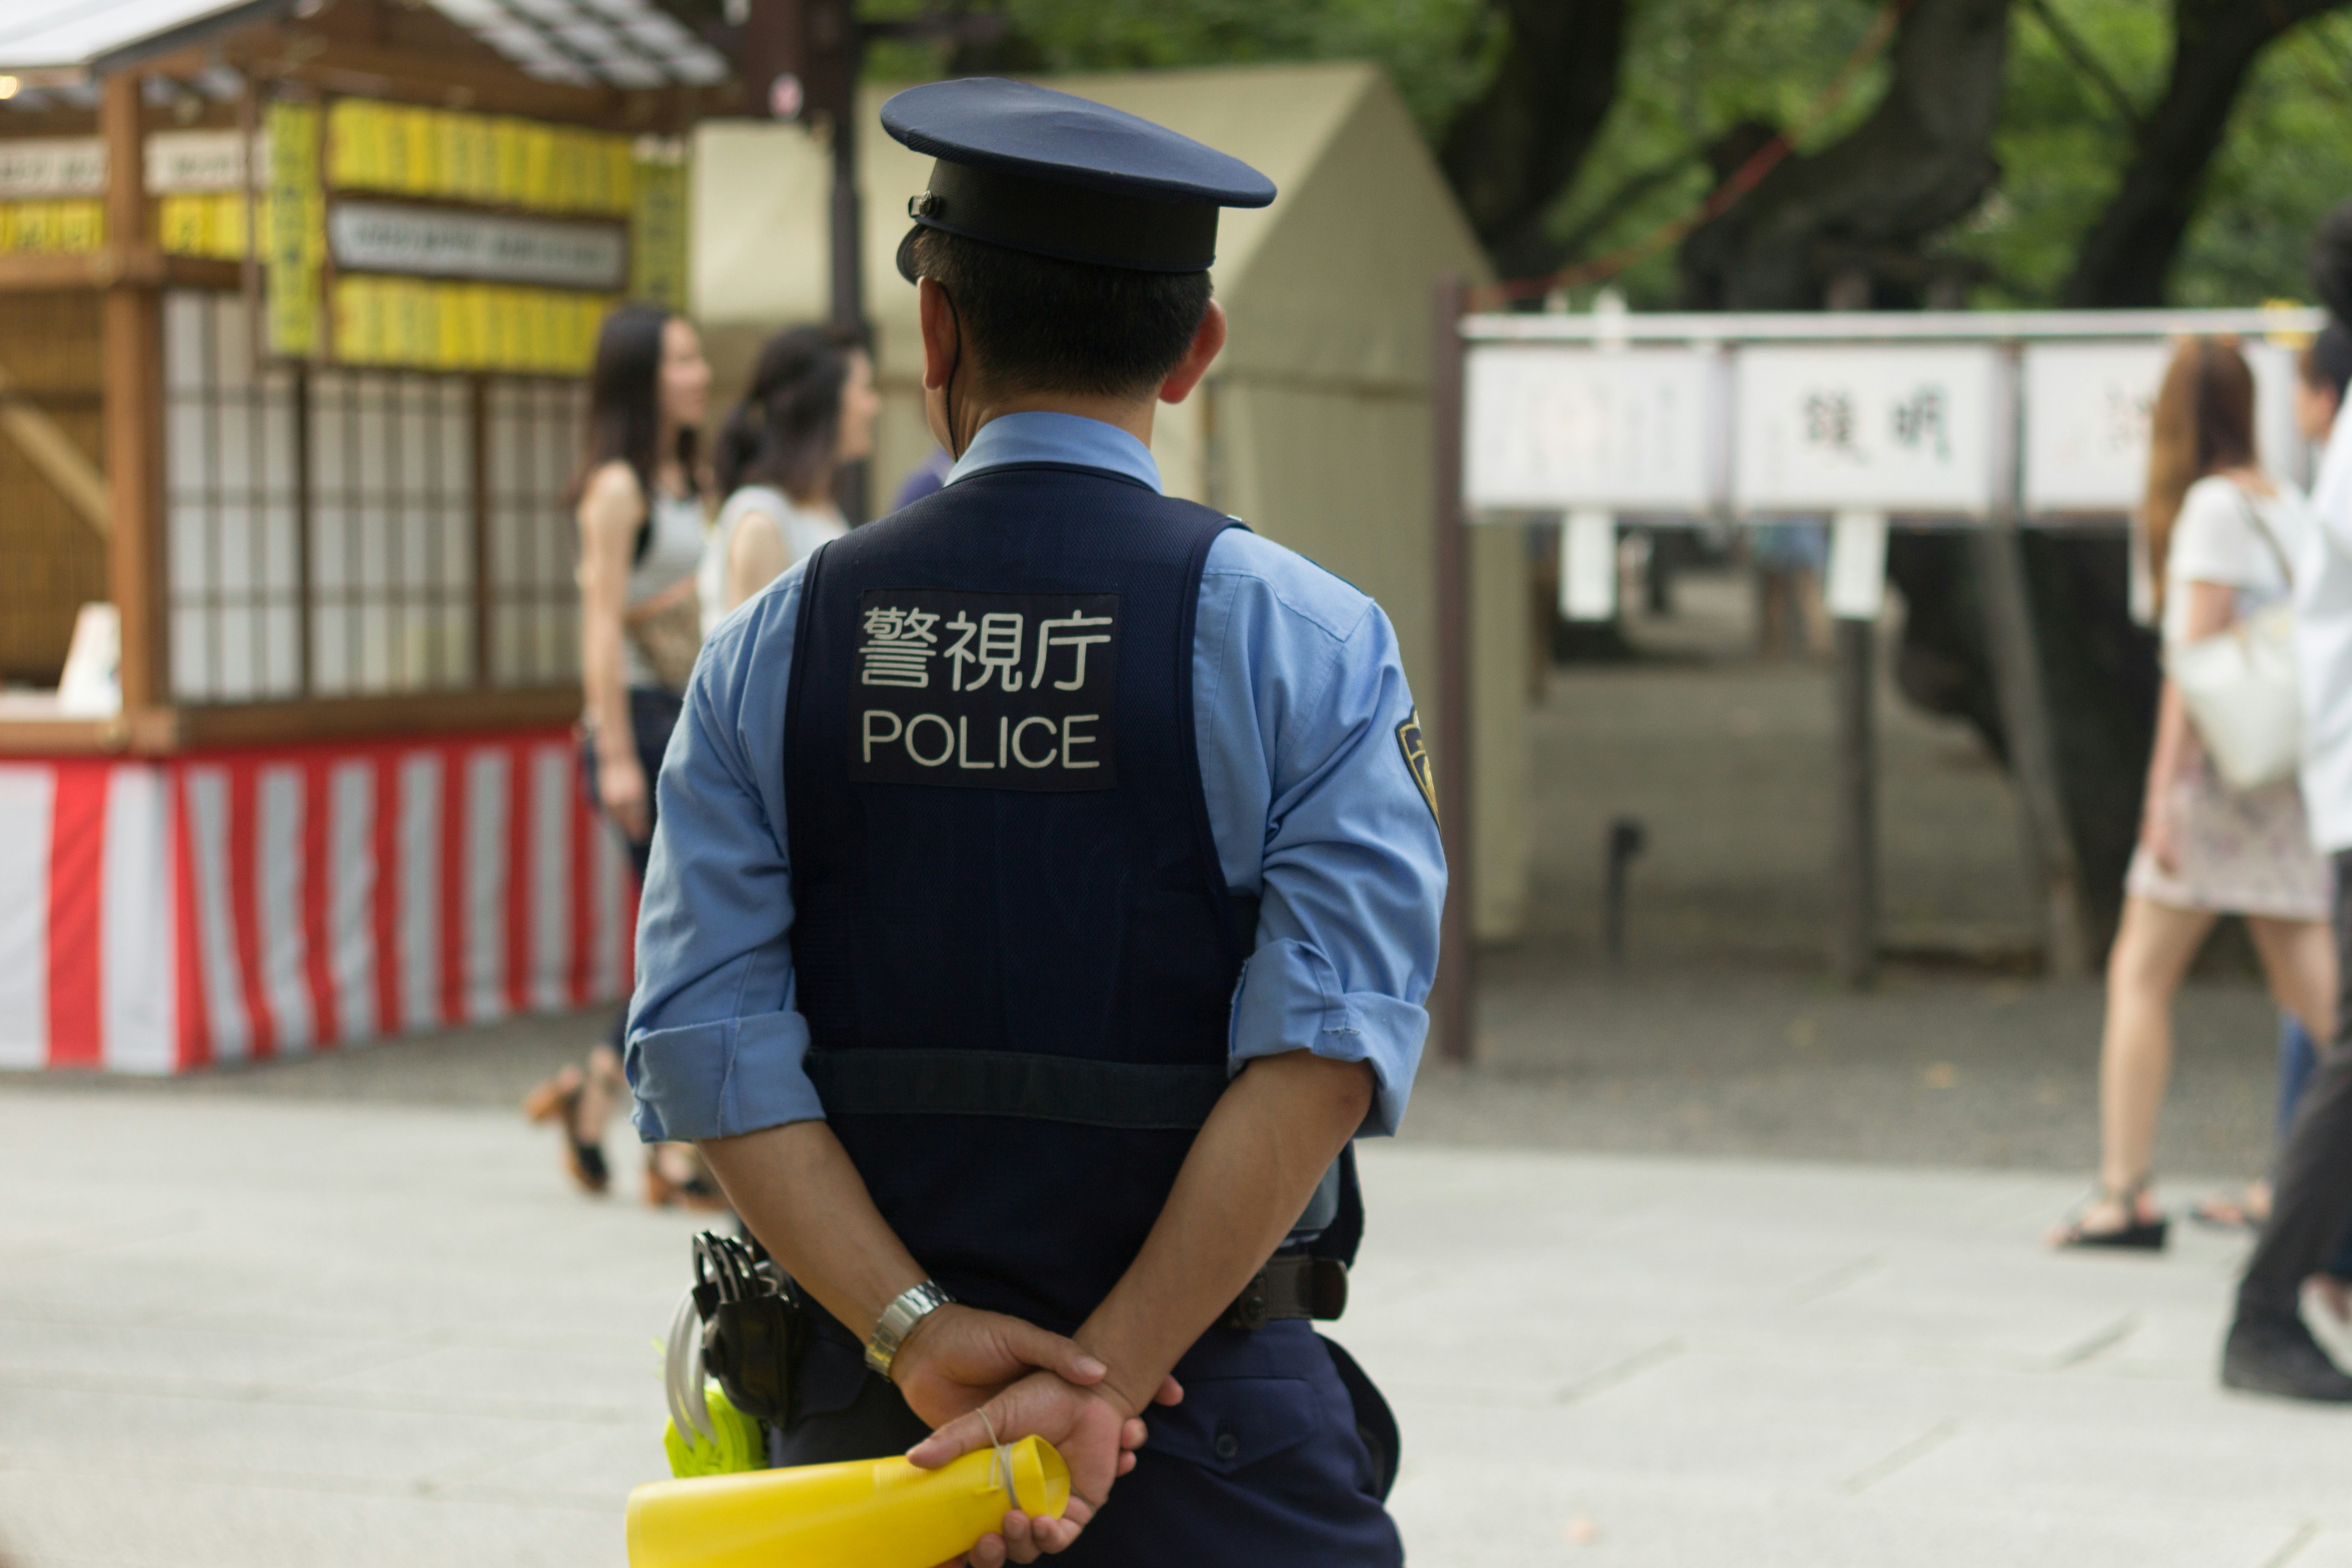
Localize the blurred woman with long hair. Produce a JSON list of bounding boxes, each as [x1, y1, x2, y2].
[[700, 323, 879, 628], [2054, 337, 2335, 1250], [524, 302, 724, 1208]]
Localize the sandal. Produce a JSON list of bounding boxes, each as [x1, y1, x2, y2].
[[2190, 1184, 2270, 1232], [523, 1067, 612, 1196], [647, 1148, 730, 1212], [2052, 1179, 2169, 1251]]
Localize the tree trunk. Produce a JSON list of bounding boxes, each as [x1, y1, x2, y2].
[[1678, 0, 2009, 309], [2062, 0, 2350, 307], [1438, 0, 1631, 281]]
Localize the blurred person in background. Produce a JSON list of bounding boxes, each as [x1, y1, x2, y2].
[[892, 443, 955, 510], [702, 324, 880, 630], [2221, 205, 2352, 1397], [2053, 338, 2334, 1252], [1751, 518, 1830, 658], [524, 303, 725, 1209]]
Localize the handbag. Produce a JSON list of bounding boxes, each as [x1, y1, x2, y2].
[[624, 574, 705, 693], [2170, 485, 2302, 791]]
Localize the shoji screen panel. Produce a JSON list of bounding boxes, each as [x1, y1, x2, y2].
[[485, 377, 586, 687], [164, 291, 302, 703], [308, 369, 475, 695]]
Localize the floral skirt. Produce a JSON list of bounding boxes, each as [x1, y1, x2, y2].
[[2124, 743, 2330, 921]]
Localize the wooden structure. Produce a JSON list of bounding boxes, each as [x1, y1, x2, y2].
[[0, 0, 727, 749], [0, 0, 733, 1070]]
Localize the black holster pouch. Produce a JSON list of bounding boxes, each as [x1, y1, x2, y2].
[[691, 1230, 806, 1424]]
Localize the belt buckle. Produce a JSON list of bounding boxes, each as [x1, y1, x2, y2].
[[1227, 1267, 1271, 1331]]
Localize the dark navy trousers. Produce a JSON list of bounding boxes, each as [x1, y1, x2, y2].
[[777, 1320, 1402, 1566]]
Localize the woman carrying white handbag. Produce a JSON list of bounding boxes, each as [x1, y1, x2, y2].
[[2054, 337, 2337, 1250]]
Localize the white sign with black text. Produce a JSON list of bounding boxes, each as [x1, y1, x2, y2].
[[1734, 345, 2004, 516], [1464, 346, 1721, 513], [327, 202, 627, 291], [0, 138, 104, 198]]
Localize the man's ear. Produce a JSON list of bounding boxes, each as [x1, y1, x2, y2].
[[1157, 300, 1226, 406], [918, 276, 960, 392]]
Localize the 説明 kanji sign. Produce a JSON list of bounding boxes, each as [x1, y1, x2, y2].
[[1733, 345, 2004, 516]]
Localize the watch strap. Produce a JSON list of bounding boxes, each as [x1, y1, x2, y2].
[[866, 1279, 954, 1377]]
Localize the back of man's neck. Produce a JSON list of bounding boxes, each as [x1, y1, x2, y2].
[[967, 390, 1156, 450]]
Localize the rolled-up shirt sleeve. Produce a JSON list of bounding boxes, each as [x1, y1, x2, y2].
[[1196, 533, 1447, 1136], [624, 568, 825, 1142]]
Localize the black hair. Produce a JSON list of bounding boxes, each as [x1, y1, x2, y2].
[[907, 226, 1212, 400], [713, 324, 869, 501], [2302, 320, 2352, 404], [2313, 201, 2352, 326], [568, 302, 697, 509]]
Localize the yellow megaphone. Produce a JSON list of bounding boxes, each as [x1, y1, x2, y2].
[[626, 1436, 1071, 1568]]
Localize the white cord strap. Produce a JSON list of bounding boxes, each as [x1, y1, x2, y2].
[[975, 1406, 1018, 1509]]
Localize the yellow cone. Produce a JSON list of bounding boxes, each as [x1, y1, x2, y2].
[[626, 1435, 1071, 1568]]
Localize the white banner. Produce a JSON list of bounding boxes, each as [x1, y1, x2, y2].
[[146, 130, 270, 194], [1464, 346, 1720, 513], [1733, 345, 2004, 516], [328, 201, 627, 290], [0, 138, 104, 198]]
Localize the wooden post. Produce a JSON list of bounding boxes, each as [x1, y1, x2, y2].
[[101, 72, 168, 713], [1429, 274, 1474, 1063], [1829, 616, 1879, 987], [1975, 346, 2091, 976]]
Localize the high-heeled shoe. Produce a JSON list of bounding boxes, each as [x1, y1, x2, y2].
[[523, 1066, 611, 1195]]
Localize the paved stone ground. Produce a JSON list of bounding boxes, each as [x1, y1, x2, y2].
[[5, 1090, 2350, 1568]]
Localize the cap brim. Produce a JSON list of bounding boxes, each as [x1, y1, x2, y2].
[[896, 225, 921, 284]]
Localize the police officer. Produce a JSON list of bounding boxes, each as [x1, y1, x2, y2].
[[627, 78, 1444, 1563]]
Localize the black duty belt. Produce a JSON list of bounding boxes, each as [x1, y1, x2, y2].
[[1218, 1254, 1349, 1331]]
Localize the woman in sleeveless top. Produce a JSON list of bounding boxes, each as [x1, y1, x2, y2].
[[524, 303, 725, 1209], [2053, 338, 2337, 1249], [701, 323, 879, 631]]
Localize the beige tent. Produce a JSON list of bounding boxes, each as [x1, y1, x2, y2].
[[692, 62, 1529, 939]]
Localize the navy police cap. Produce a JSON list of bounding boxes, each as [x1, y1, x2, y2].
[[882, 78, 1276, 280]]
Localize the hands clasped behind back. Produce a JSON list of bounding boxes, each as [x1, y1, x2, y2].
[[892, 1304, 1183, 1565]]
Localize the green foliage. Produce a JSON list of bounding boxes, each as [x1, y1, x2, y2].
[[1948, 1, 2352, 308], [2171, 16, 2352, 308], [859, 0, 2352, 309], [860, 0, 1501, 137], [1530, 0, 1890, 306]]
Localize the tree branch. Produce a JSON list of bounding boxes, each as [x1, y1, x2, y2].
[[2062, 0, 2352, 306], [2016, 0, 2144, 133], [1438, 0, 1632, 280], [1677, 0, 2010, 309]]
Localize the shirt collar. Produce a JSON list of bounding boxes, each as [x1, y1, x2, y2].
[[946, 410, 1162, 493]]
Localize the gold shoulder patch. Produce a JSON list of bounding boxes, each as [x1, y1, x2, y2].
[[1396, 708, 1438, 825]]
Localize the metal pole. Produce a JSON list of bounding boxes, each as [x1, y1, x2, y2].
[[1829, 615, 1879, 987], [1826, 275, 1877, 989], [1429, 273, 1475, 1063]]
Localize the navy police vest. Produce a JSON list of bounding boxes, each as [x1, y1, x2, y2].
[[784, 462, 1252, 1333]]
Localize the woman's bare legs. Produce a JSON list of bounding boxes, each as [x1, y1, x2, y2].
[[2245, 915, 2336, 1045], [2071, 896, 2217, 1237]]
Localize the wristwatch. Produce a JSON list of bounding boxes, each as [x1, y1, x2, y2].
[[866, 1279, 954, 1377]]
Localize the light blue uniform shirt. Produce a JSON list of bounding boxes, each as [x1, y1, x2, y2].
[[626, 411, 1445, 1143]]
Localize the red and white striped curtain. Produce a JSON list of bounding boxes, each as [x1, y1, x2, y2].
[[0, 728, 634, 1073]]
